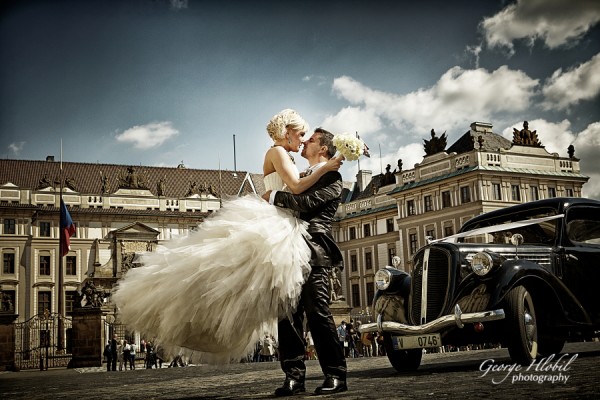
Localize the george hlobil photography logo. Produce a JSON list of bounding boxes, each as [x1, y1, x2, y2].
[[479, 354, 578, 385]]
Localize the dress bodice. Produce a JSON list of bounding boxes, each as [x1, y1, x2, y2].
[[264, 173, 285, 191], [264, 167, 299, 192]]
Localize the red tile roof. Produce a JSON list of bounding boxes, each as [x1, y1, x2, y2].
[[0, 159, 262, 198]]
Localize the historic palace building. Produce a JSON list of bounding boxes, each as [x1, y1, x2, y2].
[[0, 159, 263, 325], [333, 121, 589, 315]]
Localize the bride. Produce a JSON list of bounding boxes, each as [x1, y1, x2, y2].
[[112, 109, 341, 363]]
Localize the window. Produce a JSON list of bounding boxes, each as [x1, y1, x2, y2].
[[444, 226, 454, 237], [565, 188, 573, 197], [365, 251, 372, 270], [349, 227, 356, 240], [66, 291, 78, 314], [3, 252, 15, 274], [350, 254, 357, 272], [460, 186, 471, 203], [40, 222, 51, 237], [530, 186, 539, 201], [351, 284, 360, 308], [492, 183, 502, 200], [424, 195, 433, 212], [442, 191, 451, 208], [3, 219, 16, 234], [1, 290, 15, 311], [511, 185, 521, 201], [548, 187, 556, 198], [366, 282, 375, 306], [39, 255, 51, 275], [66, 256, 76, 275], [38, 291, 51, 315], [386, 218, 394, 233], [406, 200, 415, 216], [409, 233, 418, 255], [387, 247, 396, 266], [363, 224, 371, 237], [426, 229, 435, 241]]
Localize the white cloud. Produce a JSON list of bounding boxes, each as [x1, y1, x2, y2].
[[573, 122, 600, 200], [481, 0, 600, 53], [542, 52, 600, 111], [115, 121, 179, 150], [330, 66, 538, 136], [170, 0, 188, 10], [320, 106, 383, 136], [8, 141, 26, 155]]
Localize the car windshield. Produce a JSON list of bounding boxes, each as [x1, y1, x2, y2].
[[457, 207, 559, 245]]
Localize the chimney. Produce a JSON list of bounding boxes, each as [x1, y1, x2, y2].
[[356, 170, 372, 192], [470, 122, 493, 134], [46, 155, 55, 162]]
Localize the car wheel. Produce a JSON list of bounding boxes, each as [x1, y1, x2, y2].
[[382, 334, 423, 372], [504, 285, 538, 365]]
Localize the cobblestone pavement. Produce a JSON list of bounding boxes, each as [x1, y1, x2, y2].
[[1, 342, 598, 400]]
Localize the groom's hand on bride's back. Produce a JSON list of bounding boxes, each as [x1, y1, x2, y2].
[[262, 190, 272, 202]]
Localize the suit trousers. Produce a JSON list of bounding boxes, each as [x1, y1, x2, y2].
[[278, 266, 347, 382]]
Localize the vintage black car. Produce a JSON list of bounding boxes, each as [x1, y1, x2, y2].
[[359, 197, 600, 371]]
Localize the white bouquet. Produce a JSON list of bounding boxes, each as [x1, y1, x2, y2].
[[333, 133, 370, 161]]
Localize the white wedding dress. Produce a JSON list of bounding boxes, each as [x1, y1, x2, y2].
[[112, 172, 312, 363]]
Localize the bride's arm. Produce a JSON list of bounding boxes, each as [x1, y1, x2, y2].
[[270, 147, 342, 194]]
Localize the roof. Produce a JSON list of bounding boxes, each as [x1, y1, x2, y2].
[[447, 130, 512, 154], [343, 173, 387, 203], [0, 159, 261, 198]]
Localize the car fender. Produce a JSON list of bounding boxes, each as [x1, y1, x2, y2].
[[488, 259, 589, 323]]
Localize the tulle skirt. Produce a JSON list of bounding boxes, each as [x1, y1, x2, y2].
[[112, 194, 312, 363]]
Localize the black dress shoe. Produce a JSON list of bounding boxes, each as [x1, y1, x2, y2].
[[274, 378, 306, 397], [315, 376, 347, 395]]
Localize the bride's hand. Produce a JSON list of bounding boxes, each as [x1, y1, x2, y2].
[[324, 156, 344, 172]]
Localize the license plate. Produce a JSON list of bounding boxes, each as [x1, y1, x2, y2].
[[391, 333, 441, 349]]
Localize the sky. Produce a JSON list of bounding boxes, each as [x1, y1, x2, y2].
[[1, 0, 599, 199]]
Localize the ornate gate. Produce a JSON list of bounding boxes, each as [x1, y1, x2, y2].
[[14, 310, 73, 370]]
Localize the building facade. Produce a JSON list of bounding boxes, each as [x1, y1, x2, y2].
[[0, 158, 263, 324], [333, 121, 589, 314]]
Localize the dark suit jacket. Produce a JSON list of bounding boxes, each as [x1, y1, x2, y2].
[[273, 170, 344, 269]]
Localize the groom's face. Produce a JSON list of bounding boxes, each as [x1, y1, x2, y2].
[[301, 132, 322, 159]]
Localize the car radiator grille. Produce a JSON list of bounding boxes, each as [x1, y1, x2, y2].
[[410, 247, 451, 325]]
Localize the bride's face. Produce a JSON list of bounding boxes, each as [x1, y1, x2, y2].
[[286, 128, 306, 152]]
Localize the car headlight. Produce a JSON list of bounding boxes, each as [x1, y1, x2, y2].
[[471, 252, 493, 276], [375, 269, 392, 290]]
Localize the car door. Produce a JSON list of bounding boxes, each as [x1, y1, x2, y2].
[[562, 205, 600, 323]]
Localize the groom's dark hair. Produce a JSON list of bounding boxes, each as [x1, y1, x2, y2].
[[314, 127, 336, 159]]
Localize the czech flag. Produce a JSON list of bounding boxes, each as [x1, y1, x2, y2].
[[60, 199, 76, 257]]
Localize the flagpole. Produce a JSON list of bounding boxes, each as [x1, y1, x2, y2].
[[218, 155, 223, 208], [58, 139, 65, 350]]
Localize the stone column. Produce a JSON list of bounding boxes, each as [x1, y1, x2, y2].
[[68, 307, 103, 368], [0, 313, 18, 371]]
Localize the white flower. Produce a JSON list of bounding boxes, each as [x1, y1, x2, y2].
[[333, 133, 368, 161]]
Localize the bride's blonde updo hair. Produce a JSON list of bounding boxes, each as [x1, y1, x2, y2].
[[266, 109, 310, 141]]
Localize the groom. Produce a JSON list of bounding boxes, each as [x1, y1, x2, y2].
[[263, 127, 348, 396]]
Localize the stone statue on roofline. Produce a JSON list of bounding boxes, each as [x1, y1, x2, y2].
[[512, 121, 542, 147], [424, 129, 447, 156]]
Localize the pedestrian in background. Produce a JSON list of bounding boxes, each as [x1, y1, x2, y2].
[[103, 341, 112, 372], [129, 341, 136, 370]]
